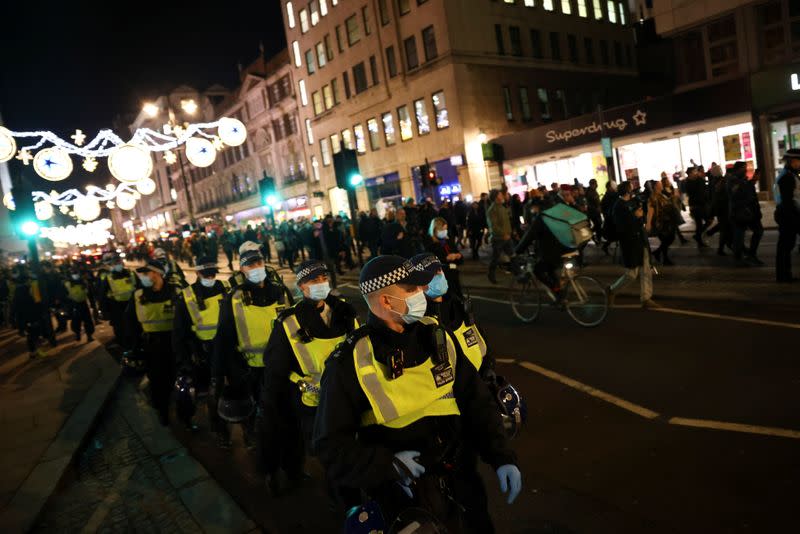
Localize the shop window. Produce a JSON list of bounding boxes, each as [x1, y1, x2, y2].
[[316, 42, 327, 68], [353, 62, 368, 93], [300, 8, 309, 32], [577, 0, 587, 17], [414, 98, 431, 135], [599, 39, 609, 65], [503, 86, 514, 120], [320, 138, 332, 166], [346, 14, 361, 46], [399, 0, 411, 15], [379, 0, 390, 25], [305, 118, 314, 145], [331, 133, 341, 154], [382, 112, 397, 146], [568, 34, 578, 63], [530, 29, 543, 58], [561, 0, 571, 15], [324, 34, 334, 61], [550, 32, 561, 60], [423, 25, 438, 61], [370, 55, 379, 85], [298, 79, 308, 106], [323, 84, 334, 109], [367, 118, 381, 150], [286, 2, 295, 28], [520, 86, 532, 122], [305, 49, 316, 74], [432, 91, 449, 129], [495, 25, 505, 56], [386, 46, 398, 77], [343, 71, 352, 98], [312, 91, 323, 116], [537, 88, 551, 121], [398, 105, 413, 141], [341, 129, 354, 150], [584, 37, 595, 64], [354, 124, 367, 154], [405, 36, 420, 69]]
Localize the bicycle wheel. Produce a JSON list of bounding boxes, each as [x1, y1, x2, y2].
[[564, 275, 608, 327], [509, 273, 542, 323]]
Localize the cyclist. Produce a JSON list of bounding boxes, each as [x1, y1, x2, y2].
[[513, 206, 571, 301]]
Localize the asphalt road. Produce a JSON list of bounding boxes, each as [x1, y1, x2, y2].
[[162, 267, 800, 533]]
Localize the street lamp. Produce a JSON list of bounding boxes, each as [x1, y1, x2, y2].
[[143, 103, 159, 118], [180, 99, 198, 115]]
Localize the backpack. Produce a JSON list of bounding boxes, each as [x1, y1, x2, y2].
[[541, 204, 592, 249]]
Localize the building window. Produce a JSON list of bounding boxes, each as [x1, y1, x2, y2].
[[607, 1, 617, 23], [594, 0, 603, 19], [414, 98, 431, 135], [537, 88, 550, 120], [399, 0, 411, 15], [386, 46, 398, 77], [312, 91, 324, 115], [324, 34, 334, 60], [354, 124, 367, 154], [300, 8, 309, 32], [362, 6, 372, 35], [584, 37, 594, 64], [757, 1, 785, 65], [331, 133, 341, 154], [353, 62, 368, 93], [503, 86, 513, 120], [343, 71, 351, 98], [369, 55, 380, 85], [320, 138, 331, 166], [509, 26, 523, 56], [367, 118, 381, 150], [293, 41, 302, 67], [382, 112, 396, 146], [561, 0, 571, 15], [520, 86, 532, 122], [336, 25, 344, 52], [346, 15, 361, 46], [398, 105, 413, 141], [341, 129, 354, 150], [600, 39, 609, 65], [432, 90, 449, 129], [530, 29, 542, 58], [495, 24, 505, 55], [316, 42, 327, 68], [568, 34, 578, 62], [618, 2, 626, 25], [379, 0, 390, 25], [321, 0, 328, 16], [298, 79, 308, 106], [550, 32, 561, 60], [543, 0, 554, 11], [555, 89, 568, 117], [524, 0, 534, 5], [310, 0, 320, 25], [305, 49, 316, 74], [422, 25, 438, 61], [323, 84, 334, 109], [707, 15, 738, 78], [405, 36, 420, 69], [331, 78, 340, 104], [311, 156, 320, 182], [577, 0, 587, 17], [305, 118, 314, 144], [613, 41, 622, 66], [286, 2, 296, 28]]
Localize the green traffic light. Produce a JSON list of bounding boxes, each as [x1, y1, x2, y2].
[[20, 220, 40, 236], [265, 194, 280, 207], [349, 173, 363, 187]]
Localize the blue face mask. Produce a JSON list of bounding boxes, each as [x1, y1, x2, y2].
[[112, 264, 123, 273], [200, 277, 216, 288], [138, 275, 154, 288], [308, 281, 331, 301], [425, 273, 449, 298], [388, 290, 428, 324], [436, 229, 448, 240], [246, 267, 267, 284]]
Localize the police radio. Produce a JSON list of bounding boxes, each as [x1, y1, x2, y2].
[[463, 294, 476, 327], [433, 326, 448, 366]]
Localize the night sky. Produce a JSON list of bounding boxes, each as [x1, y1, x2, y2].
[[1, 1, 285, 187]]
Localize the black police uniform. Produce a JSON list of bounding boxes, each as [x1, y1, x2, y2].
[[12, 272, 57, 353], [259, 294, 358, 482], [100, 267, 139, 344], [776, 163, 800, 282], [313, 312, 516, 533], [64, 276, 96, 341]]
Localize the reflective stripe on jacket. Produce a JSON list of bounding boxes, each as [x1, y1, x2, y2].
[[231, 289, 285, 367], [134, 288, 174, 333], [181, 281, 229, 341]]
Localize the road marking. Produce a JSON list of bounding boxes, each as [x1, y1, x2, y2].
[[495, 358, 517, 364], [668, 417, 800, 440], [653, 307, 800, 330], [338, 282, 357, 289], [470, 295, 512, 305], [518, 361, 660, 419], [81, 464, 136, 533]]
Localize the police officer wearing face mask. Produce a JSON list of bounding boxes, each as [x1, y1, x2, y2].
[[313, 255, 521, 533], [99, 253, 139, 345], [125, 260, 180, 425], [259, 259, 358, 496], [153, 247, 185, 286], [64, 269, 96, 343], [213, 241, 293, 448], [172, 256, 230, 434]]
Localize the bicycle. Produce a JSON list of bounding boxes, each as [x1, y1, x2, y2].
[[509, 251, 609, 327]]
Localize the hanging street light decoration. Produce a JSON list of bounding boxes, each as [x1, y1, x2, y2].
[[0, 127, 16, 162], [32, 147, 74, 181], [217, 117, 247, 147], [107, 143, 153, 183], [184, 137, 216, 167], [40, 218, 114, 247], [34, 200, 54, 221]]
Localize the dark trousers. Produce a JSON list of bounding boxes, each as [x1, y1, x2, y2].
[[654, 231, 676, 260], [715, 216, 732, 252], [144, 333, 176, 420], [107, 300, 127, 345], [690, 205, 709, 243], [488, 238, 513, 275], [223, 249, 234, 269], [469, 232, 483, 260], [732, 219, 764, 260], [70, 301, 94, 338], [259, 394, 307, 477], [25, 315, 55, 352], [776, 217, 799, 281]]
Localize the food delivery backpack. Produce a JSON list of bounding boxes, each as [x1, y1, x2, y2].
[[541, 204, 593, 249]]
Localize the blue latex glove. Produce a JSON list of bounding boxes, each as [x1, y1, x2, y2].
[[496, 464, 522, 504]]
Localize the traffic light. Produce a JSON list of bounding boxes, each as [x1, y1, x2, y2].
[[258, 174, 279, 208], [419, 163, 441, 188], [9, 174, 39, 238], [333, 148, 362, 189]]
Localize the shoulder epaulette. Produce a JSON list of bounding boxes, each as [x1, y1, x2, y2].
[[276, 305, 297, 323], [331, 324, 370, 359]]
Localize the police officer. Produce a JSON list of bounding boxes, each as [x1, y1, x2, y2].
[[776, 148, 800, 283], [153, 247, 186, 286], [64, 268, 95, 342], [172, 256, 229, 433], [12, 264, 57, 358], [213, 241, 292, 448], [125, 260, 180, 425], [313, 255, 521, 533], [99, 253, 138, 344], [260, 259, 358, 495]]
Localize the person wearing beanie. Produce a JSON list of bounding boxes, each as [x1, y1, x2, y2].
[[212, 241, 294, 449], [259, 259, 358, 496], [124, 259, 181, 425], [153, 247, 185, 285], [98, 252, 139, 346], [172, 256, 231, 436]]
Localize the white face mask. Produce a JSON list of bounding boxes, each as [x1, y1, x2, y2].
[[308, 281, 331, 301], [436, 229, 448, 240], [245, 267, 267, 284], [71, 274, 80, 281], [112, 264, 123, 273], [200, 277, 216, 288], [387, 290, 428, 324], [139, 275, 154, 288]]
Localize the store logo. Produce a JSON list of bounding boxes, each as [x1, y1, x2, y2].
[[792, 73, 800, 91], [545, 118, 628, 144]]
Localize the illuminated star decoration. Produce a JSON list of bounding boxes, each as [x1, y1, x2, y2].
[[71, 129, 86, 146], [16, 149, 33, 165], [59, 205, 70, 214], [212, 136, 225, 151], [163, 150, 177, 165], [82, 157, 98, 172], [632, 110, 647, 126]]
